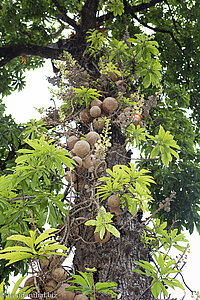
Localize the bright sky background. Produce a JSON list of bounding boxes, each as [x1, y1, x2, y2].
[[3, 60, 200, 300]]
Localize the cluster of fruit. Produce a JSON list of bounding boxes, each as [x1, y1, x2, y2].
[[79, 96, 118, 129], [24, 255, 88, 300], [65, 96, 119, 191]]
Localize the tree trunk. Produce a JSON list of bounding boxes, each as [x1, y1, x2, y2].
[[72, 129, 154, 299]]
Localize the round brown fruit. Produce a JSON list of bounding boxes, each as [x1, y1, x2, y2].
[[73, 140, 90, 158], [24, 276, 35, 287], [83, 155, 95, 169], [93, 117, 105, 131], [107, 195, 120, 208], [49, 255, 61, 268], [56, 283, 75, 300], [44, 279, 57, 292], [109, 206, 122, 222], [86, 131, 100, 146], [67, 136, 79, 150], [94, 230, 111, 243], [74, 295, 89, 300], [102, 97, 118, 114], [65, 171, 77, 183], [89, 106, 101, 118], [80, 108, 92, 123], [90, 99, 102, 108], [52, 267, 67, 282], [73, 156, 83, 168]]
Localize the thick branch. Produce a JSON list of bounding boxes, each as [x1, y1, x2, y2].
[[0, 33, 87, 67], [81, 0, 100, 32], [51, 0, 80, 33], [0, 45, 63, 67]]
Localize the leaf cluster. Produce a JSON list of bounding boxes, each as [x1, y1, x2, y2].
[[133, 252, 184, 299], [0, 277, 34, 300], [85, 206, 120, 239], [66, 268, 117, 299], [133, 218, 188, 299], [13, 136, 74, 190], [72, 86, 102, 108], [0, 229, 68, 266], [98, 163, 155, 215], [127, 125, 180, 166], [128, 34, 162, 88]]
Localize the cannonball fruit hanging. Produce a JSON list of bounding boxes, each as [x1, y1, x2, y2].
[[107, 195, 120, 208], [56, 284, 75, 300], [86, 131, 100, 146], [67, 135, 79, 150], [89, 105, 101, 117], [73, 140, 90, 158], [102, 97, 118, 114], [74, 295, 89, 300]]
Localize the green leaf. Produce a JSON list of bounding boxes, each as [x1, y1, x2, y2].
[[35, 228, 58, 246], [106, 224, 120, 238], [85, 220, 96, 226], [100, 226, 106, 239], [143, 73, 151, 88], [150, 146, 160, 158], [0, 252, 34, 266], [0, 280, 4, 300], [151, 280, 167, 298], [11, 276, 26, 295], [6, 234, 33, 248]]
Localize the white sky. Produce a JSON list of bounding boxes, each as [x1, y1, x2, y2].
[[2, 61, 200, 300], [3, 60, 54, 123]]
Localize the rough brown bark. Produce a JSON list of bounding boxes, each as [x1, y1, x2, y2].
[[71, 129, 154, 299]]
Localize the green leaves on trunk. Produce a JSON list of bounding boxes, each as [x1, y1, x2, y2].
[[66, 268, 118, 298], [85, 206, 120, 239], [133, 218, 188, 299], [97, 163, 155, 215], [133, 252, 184, 299], [128, 34, 162, 88], [0, 136, 75, 192], [72, 86, 102, 108]]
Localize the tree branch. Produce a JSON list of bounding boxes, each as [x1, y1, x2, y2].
[[51, 0, 80, 33], [81, 0, 100, 32], [0, 33, 87, 67], [131, 13, 184, 53], [97, 0, 164, 23], [0, 45, 63, 67], [164, 0, 181, 35]]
